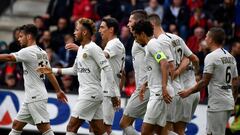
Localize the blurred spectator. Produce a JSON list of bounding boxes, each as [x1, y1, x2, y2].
[[213, 0, 235, 41], [33, 16, 48, 43], [189, 9, 207, 32], [58, 34, 77, 67], [71, 0, 99, 22], [120, 26, 134, 56], [60, 75, 74, 93], [230, 41, 240, 75], [169, 23, 179, 35], [187, 27, 205, 54], [162, 0, 190, 40], [8, 27, 21, 53], [51, 17, 70, 52], [144, 0, 164, 19], [0, 41, 8, 54], [196, 40, 209, 74], [203, 0, 223, 20], [187, 0, 204, 12], [96, 0, 122, 21], [2, 74, 22, 90], [46, 47, 64, 67], [39, 30, 55, 50], [235, 0, 240, 39], [43, 0, 73, 26], [123, 71, 135, 97]]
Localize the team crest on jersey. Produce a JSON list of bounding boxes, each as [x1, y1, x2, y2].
[[83, 53, 87, 58]]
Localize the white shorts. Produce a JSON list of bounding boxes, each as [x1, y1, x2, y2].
[[71, 99, 103, 121], [207, 110, 231, 135], [167, 93, 200, 123], [123, 89, 150, 119], [102, 96, 115, 125], [16, 99, 49, 125], [143, 98, 167, 127]]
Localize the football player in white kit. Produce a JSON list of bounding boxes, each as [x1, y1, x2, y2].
[[119, 10, 150, 135], [98, 17, 125, 134], [148, 14, 200, 135], [132, 20, 172, 135], [0, 24, 68, 135], [37, 18, 120, 135], [179, 27, 239, 135]]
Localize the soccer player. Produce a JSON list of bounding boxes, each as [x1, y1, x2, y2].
[[37, 18, 120, 135], [119, 10, 150, 135], [148, 14, 199, 135], [132, 20, 172, 135], [0, 24, 68, 135], [98, 17, 125, 134], [179, 27, 239, 135]]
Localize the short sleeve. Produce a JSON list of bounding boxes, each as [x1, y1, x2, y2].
[[11, 48, 33, 62], [160, 41, 174, 62], [104, 43, 122, 58], [148, 40, 167, 63], [203, 54, 214, 74], [90, 46, 109, 69]]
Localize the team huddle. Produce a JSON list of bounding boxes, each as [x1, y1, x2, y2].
[[0, 9, 238, 135]]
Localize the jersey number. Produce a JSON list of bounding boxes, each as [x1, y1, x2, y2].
[[225, 66, 231, 83]]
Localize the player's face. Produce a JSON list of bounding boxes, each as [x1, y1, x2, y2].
[[134, 32, 146, 46], [74, 23, 84, 42], [205, 32, 212, 49], [18, 31, 28, 47], [99, 21, 110, 42], [127, 15, 136, 33]]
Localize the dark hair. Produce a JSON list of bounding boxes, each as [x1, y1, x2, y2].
[[130, 9, 147, 23], [102, 17, 119, 35], [19, 24, 38, 39], [148, 14, 162, 26], [208, 27, 225, 45], [132, 20, 153, 37]]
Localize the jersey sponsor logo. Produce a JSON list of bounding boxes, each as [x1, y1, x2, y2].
[[0, 91, 19, 125], [77, 68, 91, 73]]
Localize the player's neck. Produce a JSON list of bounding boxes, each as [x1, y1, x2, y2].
[[81, 38, 91, 47], [154, 27, 164, 38], [27, 40, 36, 47], [108, 35, 116, 41], [210, 44, 221, 52]]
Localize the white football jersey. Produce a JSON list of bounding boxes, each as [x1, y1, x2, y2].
[[132, 41, 147, 91], [158, 33, 193, 92], [145, 38, 174, 99], [72, 41, 113, 101], [204, 48, 238, 112], [101, 38, 125, 96], [12, 45, 50, 103]]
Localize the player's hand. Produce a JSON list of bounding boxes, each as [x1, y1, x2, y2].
[[57, 90, 68, 103], [162, 88, 172, 104], [36, 66, 52, 74], [178, 89, 191, 98], [139, 84, 147, 101], [111, 96, 121, 111], [65, 43, 79, 51]]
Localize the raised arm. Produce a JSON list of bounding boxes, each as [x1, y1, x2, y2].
[[0, 54, 16, 62]]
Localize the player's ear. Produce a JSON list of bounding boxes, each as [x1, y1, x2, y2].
[[26, 34, 31, 40]]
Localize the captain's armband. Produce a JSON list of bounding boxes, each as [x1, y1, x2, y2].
[[153, 51, 167, 63]]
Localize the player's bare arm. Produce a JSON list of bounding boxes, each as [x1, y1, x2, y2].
[[173, 57, 190, 80], [139, 81, 148, 101], [160, 59, 172, 103], [188, 54, 200, 74], [178, 73, 212, 98], [0, 54, 16, 62], [232, 77, 239, 102]]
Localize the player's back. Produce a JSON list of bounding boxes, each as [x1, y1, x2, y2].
[[12, 45, 49, 103], [204, 48, 237, 111]]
